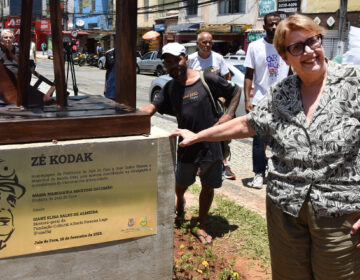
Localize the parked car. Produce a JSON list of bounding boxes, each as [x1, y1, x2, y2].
[[148, 61, 252, 117], [47, 49, 53, 59], [98, 50, 142, 70], [136, 50, 166, 76], [223, 55, 246, 64], [98, 55, 106, 69], [225, 61, 246, 74], [181, 42, 197, 55]]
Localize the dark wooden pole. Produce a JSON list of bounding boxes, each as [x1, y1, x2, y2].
[[115, 0, 137, 108], [17, 0, 33, 106], [49, 0, 67, 106]]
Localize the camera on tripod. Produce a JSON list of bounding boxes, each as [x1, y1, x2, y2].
[[63, 41, 75, 51], [62, 38, 79, 96]]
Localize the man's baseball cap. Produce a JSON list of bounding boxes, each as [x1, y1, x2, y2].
[[161, 43, 186, 59]]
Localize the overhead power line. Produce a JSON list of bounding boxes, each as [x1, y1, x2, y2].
[[138, 0, 219, 15], [64, 0, 219, 16], [1, 1, 221, 19], [137, 0, 218, 11]]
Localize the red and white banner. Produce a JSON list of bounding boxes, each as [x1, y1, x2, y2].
[[4, 17, 21, 28], [40, 19, 51, 32]]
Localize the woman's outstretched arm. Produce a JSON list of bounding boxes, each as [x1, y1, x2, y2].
[[170, 115, 256, 147]]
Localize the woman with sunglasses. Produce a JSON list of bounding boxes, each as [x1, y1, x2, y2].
[[171, 14, 360, 280]]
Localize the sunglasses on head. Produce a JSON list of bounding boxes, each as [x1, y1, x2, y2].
[[286, 34, 323, 56]]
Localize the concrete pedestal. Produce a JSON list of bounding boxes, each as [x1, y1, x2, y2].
[[0, 127, 176, 280]]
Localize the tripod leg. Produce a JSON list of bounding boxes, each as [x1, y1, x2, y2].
[[69, 56, 78, 96], [66, 52, 70, 86]]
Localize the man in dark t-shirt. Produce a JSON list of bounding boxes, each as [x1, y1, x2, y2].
[[104, 48, 115, 99], [140, 42, 240, 244]]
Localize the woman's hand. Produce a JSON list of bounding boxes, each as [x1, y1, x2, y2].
[[170, 129, 197, 147], [351, 218, 360, 248]]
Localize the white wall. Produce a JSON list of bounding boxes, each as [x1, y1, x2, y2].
[[178, 0, 258, 27]]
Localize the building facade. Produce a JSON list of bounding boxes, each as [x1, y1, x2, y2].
[[72, 0, 114, 52], [137, 0, 179, 53], [161, 0, 256, 55], [0, 0, 45, 50]]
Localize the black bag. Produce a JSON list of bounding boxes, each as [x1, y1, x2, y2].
[[199, 71, 231, 159]]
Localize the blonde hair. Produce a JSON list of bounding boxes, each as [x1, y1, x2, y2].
[[274, 14, 325, 57]]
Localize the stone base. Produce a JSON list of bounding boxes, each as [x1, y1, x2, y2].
[[0, 127, 176, 280]]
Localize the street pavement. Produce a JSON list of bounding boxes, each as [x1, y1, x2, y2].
[[34, 52, 267, 217]]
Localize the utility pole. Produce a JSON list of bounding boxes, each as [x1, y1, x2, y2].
[[337, 0, 348, 56]]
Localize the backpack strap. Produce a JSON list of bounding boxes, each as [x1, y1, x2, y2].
[[167, 79, 178, 118], [199, 70, 221, 117]]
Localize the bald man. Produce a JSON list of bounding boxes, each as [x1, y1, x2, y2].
[[188, 32, 231, 80]]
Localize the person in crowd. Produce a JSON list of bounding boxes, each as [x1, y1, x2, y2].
[[0, 29, 19, 77], [235, 46, 245, 55], [244, 12, 290, 189], [96, 43, 103, 56], [171, 13, 360, 280], [188, 31, 231, 81], [188, 31, 236, 180], [104, 47, 115, 100], [29, 33, 37, 71], [0, 29, 53, 106], [141, 42, 240, 245], [41, 41, 46, 55]]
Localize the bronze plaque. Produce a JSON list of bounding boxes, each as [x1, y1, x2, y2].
[[0, 138, 157, 258]]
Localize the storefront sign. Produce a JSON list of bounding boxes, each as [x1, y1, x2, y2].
[[247, 32, 265, 42], [5, 17, 21, 28], [258, 0, 276, 17], [277, 0, 299, 13], [154, 24, 166, 32], [327, 16, 335, 27], [231, 25, 242, 33], [0, 139, 157, 258], [41, 19, 51, 32]]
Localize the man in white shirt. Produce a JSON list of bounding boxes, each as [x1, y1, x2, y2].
[[236, 47, 245, 55], [29, 33, 37, 71], [188, 32, 231, 80], [244, 12, 290, 189], [188, 32, 236, 180]]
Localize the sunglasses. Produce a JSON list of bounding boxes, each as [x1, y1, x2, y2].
[[286, 34, 323, 56]]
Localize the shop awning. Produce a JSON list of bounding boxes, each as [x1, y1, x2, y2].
[[198, 24, 252, 33], [62, 31, 89, 36], [169, 23, 200, 32], [142, 30, 160, 41], [94, 34, 107, 40]]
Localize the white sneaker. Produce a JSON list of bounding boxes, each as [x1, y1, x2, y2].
[[251, 173, 264, 189]]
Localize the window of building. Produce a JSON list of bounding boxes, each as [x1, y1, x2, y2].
[[144, 0, 149, 21], [78, 0, 83, 13], [91, 0, 96, 13], [88, 22, 98, 29], [187, 0, 198, 16], [218, 0, 246, 14]]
